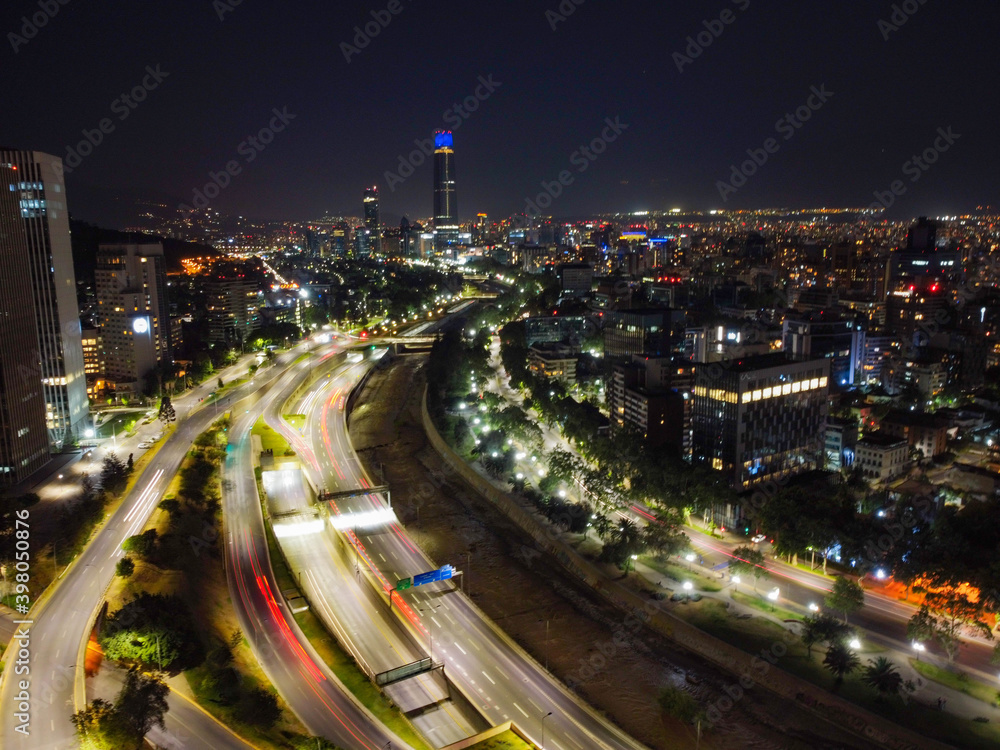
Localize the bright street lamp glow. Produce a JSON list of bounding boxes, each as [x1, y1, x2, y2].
[[732, 575, 741, 584], [808, 602, 819, 612], [849, 638, 861, 650], [683, 581, 693, 591], [767, 588, 779, 601], [685, 553, 695, 562], [912, 641, 925, 652]]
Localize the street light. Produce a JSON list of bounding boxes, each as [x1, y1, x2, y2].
[[685, 552, 695, 571], [808, 602, 819, 612], [732, 575, 740, 593], [912, 641, 926, 661], [767, 587, 779, 612], [849, 638, 861, 650], [541, 711, 553, 750]]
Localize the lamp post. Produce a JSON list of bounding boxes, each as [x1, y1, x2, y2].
[[541, 711, 552, 750], [767, 587, 779, 612], [732, 575, 741, 593]]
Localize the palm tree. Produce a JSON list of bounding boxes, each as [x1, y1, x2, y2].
[[823, 643, 860, 689], [862, 657, 903, 700]]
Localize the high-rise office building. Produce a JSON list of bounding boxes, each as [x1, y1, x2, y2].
[[782, 311, 863, 389], [691, 354, 830, 489], [433, 131, 459, 251], [95, 243, 170, 395], [205, 264, 260, 346], [0, 149, 88, 445], [0, 164, 50, 485], [363, 186, 382, 254]]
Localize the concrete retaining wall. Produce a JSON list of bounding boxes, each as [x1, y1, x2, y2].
[[421, 389, 949, 750]]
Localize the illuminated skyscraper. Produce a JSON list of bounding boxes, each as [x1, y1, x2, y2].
[[95, 243, 170, 396], [363, 185, 381, 254], [0, 149, 88, 446], [433, 131, 459, 251], [0, 164, 50, 485]]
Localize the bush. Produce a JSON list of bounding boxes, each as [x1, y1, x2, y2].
[[115, 557, 135, 578], [235, 687, 281, 728], [202, 667, 241, 706], [206, 643, 234, 668], [658, 685, 702, 724], [157, 498, 181, 517]]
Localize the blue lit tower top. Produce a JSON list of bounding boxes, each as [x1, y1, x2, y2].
[[433, 130, 457, 233]]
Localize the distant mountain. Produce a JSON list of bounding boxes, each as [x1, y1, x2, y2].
[[70, 219, 219, 281]]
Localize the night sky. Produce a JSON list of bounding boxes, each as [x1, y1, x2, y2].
[[2, 0, 997, 226]]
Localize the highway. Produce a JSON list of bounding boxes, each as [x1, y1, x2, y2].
[[220, 347, 417, 750], [0, 347, 310, 750], [262, 356, 485, 747], [286, 354, 649, 750]]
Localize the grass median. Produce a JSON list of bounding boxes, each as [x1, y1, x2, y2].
[[910, 659, 1000, 707], [260, 482, 434, 750]]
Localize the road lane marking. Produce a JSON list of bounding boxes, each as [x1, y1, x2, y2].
[[513, 702, 529, 718], [482, 671, 495, 685]]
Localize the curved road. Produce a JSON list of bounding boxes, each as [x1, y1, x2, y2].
[[221, 350, 415, 750], [0, 347, 309, 750], [297, 356, 649, 750]]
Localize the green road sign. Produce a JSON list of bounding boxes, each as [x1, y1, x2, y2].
[[396, 578, 412, 591]]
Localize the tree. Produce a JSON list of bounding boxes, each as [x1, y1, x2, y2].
[[72, 670, 169, 750], [799, 614, 851, 659], [862, 657, 903, 700], [825, 577, 865, 623], [158, 395, 176, 425], [115, 669, 170, 738], [100, 453, 128, 496], [115, 557, 135, 578], [600, 519, 646, 570], [72, 698, 132, 750], [126, 453, 134, 474], [992, 643, 1000, 667], [235, 687, 281, 728], [729, 546, 767, 592], [906, 591, 993, 663], [157, 498, 181, 517], [643, 516, 688, 561], [218, 377, 224, 389], [121, 529, 158, 558], [823, 643, 860, 688], [592, 514, 614, 540], [100, 593, 202, 671]]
